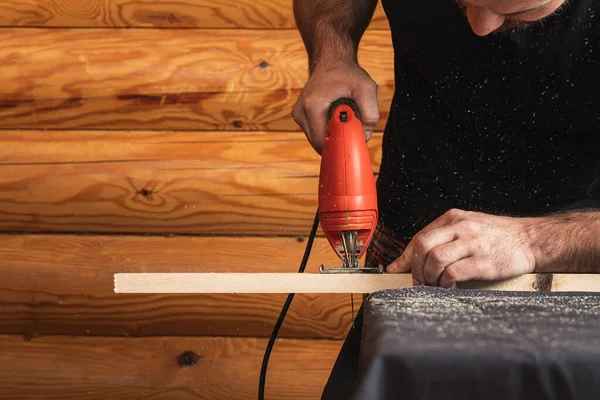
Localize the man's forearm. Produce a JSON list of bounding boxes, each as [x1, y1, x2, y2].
[[523, 209, 600, 273], [293, 0, 378, 73]]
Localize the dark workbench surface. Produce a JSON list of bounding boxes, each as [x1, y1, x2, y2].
[[323, 286, 600, 400]]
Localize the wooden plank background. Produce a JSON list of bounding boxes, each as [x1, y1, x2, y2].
[[0, 234, 361, 338], [0, 335, 342, 399], [0, 29, 393, 131], [0, 0, 393, 398], [0, 0, 390, 29], [0, 130, 382, 235]]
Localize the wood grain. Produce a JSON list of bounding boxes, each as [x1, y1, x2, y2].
[[115, 272, 600, 294], [0, 0, 389, 29], [551, 274, 600, 292], [459, 275, 538, 291], [0, 130, 381, 235], [0, 334, 341, 399], [0, 234, 364, 339], [115, 272, 410, 293], [0, 28, 394, 131], [458, 274, 600, 292]]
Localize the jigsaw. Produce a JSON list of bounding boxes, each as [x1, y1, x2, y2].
[[258, 97, 381, 400], [318, 98, 381, 274]]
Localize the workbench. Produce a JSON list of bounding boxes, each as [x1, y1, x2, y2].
[[322, 286, 600, 400]]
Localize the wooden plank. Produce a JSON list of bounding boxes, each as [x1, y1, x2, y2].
[[551, 274, 600, 292], [459, 275, 539, 291], [114, 273, 600, 294], [464, 274, 600, 293], [0, 334, 341, 399], [0, 0, 389, 29], [115, 272, 411, 293], [0, 234, 364, 339], [0, 28, 393, 131], [0, 130, 381, 235]]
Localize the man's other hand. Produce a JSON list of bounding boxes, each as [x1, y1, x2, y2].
[[291, 62, 379, 154], [386, 209, 536, 287]]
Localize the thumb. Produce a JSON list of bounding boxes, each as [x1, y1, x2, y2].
[[386, 251, 411, 273]]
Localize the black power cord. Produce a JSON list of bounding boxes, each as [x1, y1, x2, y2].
[[258, 209, 320, 400]]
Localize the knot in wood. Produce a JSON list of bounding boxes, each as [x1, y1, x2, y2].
[[177, 351, 200, 367], [138, 188, 152, 198], [533, 273, 553, 292]]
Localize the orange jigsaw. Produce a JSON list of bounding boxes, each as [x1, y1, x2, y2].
[[318, 98, 381, 273]]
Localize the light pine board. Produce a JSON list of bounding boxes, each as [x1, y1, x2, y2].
[[114, 272, 600, 294]]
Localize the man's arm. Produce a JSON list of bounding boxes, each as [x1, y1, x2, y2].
[[292, 0, 380, 154], [294, 0, 378, 74], [524, 209, 600, 273], [386, 208, 600, 287]]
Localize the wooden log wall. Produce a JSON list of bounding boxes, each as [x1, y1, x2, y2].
[[0, 1, 393, 398]]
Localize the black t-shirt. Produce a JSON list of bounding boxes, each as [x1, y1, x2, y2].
[[377, 0, 600, 238]]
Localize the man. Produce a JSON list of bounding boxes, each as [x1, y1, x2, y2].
[[292, 0, 600, 288]]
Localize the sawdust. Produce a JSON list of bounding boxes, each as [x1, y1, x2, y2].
[[363, 287, 600, 353], [352, 287, 600, 400]]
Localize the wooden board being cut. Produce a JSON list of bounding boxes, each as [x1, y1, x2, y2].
[[114, 272, 600, 294], [115, 272, 412, 294]]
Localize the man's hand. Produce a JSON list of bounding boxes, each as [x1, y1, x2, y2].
[[386, 209, 537, 287], [292, 0, 379, 154], [292, 62, 379, 154]]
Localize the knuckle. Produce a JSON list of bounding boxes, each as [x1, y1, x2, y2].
[[363, 77, 376, 89], [458, 219, 480, 234], [291, 104, 302, 119], [412, 233, 432, 254], [429, 247, 446, 265], [363, 119, 379, 128], [370, 80, 378, 92], [363, 112, 379, 125], [445, 208, 464, 219]]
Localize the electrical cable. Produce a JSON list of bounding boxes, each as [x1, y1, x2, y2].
[[258, 209, 320, 400]]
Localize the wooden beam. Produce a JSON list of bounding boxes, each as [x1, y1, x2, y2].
[[551, 274, 600, 292], [0, 28, 393, 131], [0, 234, 361, 339], [0, 129, 381, 236], [0, 334, 341, 400], [114, 273, 600, 294], [0, 0, 390, 29]]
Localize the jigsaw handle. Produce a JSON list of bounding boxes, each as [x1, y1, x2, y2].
[[325, 98, 363, 122], [318, 98, 378, 263]]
